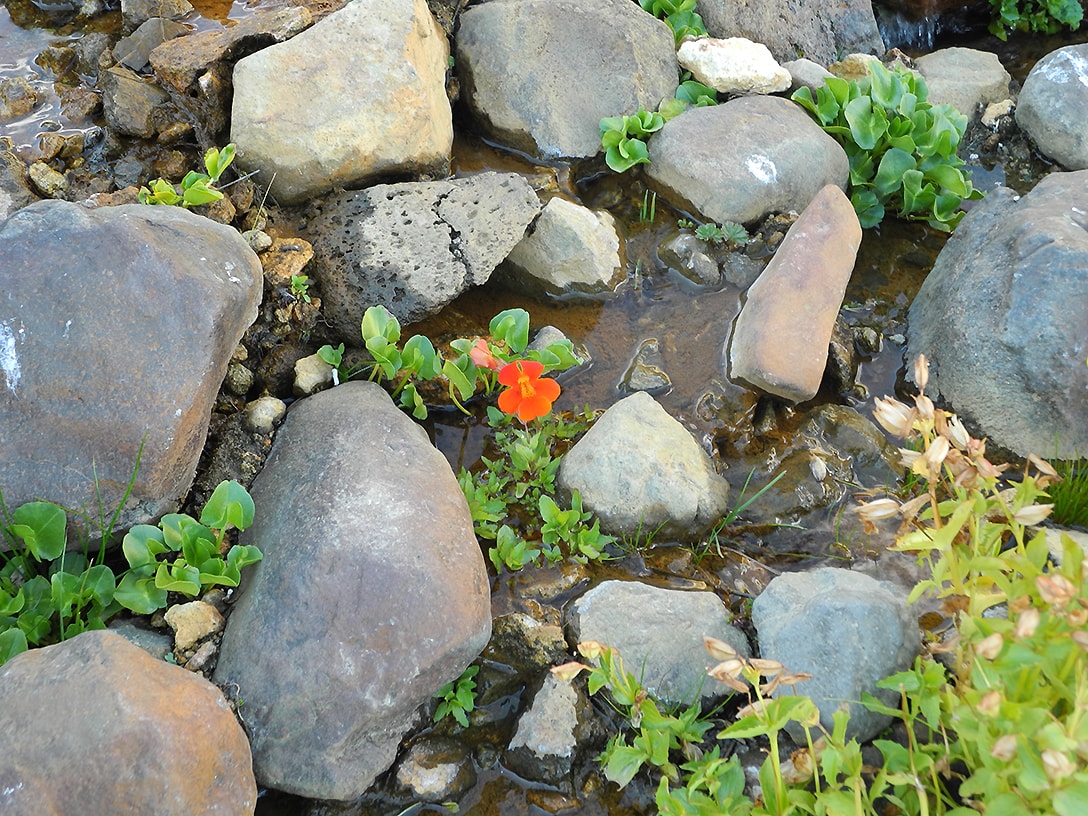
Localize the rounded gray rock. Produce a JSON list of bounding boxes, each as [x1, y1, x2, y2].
[[1015, 44, 1088, 170]]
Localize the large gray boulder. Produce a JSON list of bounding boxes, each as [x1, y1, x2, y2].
[[558, 392, 731, 539], [0, 631, 256, 816], [905, 171, 1088, 459], [565, 580, 750, 707], [212, 382, 491, 801], [646, 96, 849, 226], [455, 0, 678, 159], [752, 568, 918, 742], [306, 172, 541, 337], [698, 0, 884, 67], [231, 0, 452, 205], [0, 201, 262, 538], [1015, 44, 1088, 170]]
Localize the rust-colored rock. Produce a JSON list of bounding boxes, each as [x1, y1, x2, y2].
[[0, 630, 256, 815], [729, 185, 862, 402]]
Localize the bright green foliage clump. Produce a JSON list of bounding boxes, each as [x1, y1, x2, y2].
[[139, 143, 236, 207], [433, 664, 479, 728], [601, 80, 718, 174], [554, 358, 1088, 815], [791, 62, 981, 231], [987, 0, 1082, 39], [638, 0, 708, 44], [0, 479, 261, 666], [317, 306, 579, 420], [1048, 457, 1088, 527], [460, 407, 615, 572]]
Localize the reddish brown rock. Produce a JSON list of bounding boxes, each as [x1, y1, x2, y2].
[[0, 630, 256, 815], [729, 185, 862, 402]]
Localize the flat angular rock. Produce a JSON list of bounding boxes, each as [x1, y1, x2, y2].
[[906, 171, 1088, 458], [455, 0, 677, 159], [678, 37, 791, 95], [752, 568, 919, 742], [213, 382, 491, 800], [558, 392, 731, 539], [647, 96, 849, 226], [1015, 44, 1088, 170], [729, 185, 862, 402], [565, 580, 750, 706], [505, 674, 595, 785], [0, 631, 255, 816], [698, 0, 884, 67], [0, 201, 262, 539], [504, 197, 622, 297], [231, 0, 451, 204], [307, 172, 541, 336], [915, 47, 1011, 123]]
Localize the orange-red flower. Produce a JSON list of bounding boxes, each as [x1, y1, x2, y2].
[[497, 360, 560, 422]]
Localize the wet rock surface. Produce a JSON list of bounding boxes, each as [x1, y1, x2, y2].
[[1014, 43, 1088, 170], [646, 96, 850, 226], [0, 630, 256, 816], [906, 170, 1088, 458], [306, 172, 541, 334], [0, 201, 262, 539], [212, 381, 491, 800]]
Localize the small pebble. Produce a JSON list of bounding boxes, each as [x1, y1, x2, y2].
[[244, 395, 287, 434], [164, 601, 224, 652], [293, 353, 334, 396], [242, 229, 273, 252]]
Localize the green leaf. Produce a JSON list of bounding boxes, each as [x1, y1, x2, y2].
[[200, 480, 255, 532], [442, 358, 476, 404], [401, 334, 441, 379], [874, 148, 916, 197], [361, 305, 401, 346], [844, 95, 888, 151], [154, 562, 201, 597], [10, 501, 67, 561], [489, 308, 531, 353], [181, 180, 223, 207], [115, 570, 167, 614], [179, 526, 217, 571], [603, 743, 648, 788], [122, 525, 168, 570], [317, 343, 344, 368], [0, 587, 24, 618], [225, 544, 263, 572], [0, 627, 28, 666]]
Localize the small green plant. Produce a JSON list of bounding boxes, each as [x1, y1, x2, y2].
[[638, 0, 708, 44], [460, 406, 615, 572], [987, 0, 1082, 39], [600, 111, 666, 173], [791, 62, 981, 231], [433, 664, 479, 727], [640, 190, 657, 223], [290, 274, 312, 304], [1048, 457, 1088, 528], [317, 306, 578, 420], [0, 479, 261, 665], [139, 143, 236, 208], [687, 221, 749, 246]]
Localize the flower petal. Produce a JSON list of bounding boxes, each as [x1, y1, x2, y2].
[[498, 387, 521, 415]]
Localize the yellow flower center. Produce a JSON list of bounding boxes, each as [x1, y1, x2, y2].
[[517, 372, 536, 398]]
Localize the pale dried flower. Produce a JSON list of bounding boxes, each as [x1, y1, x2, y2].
[[977, 689, 1002, 715], [873, 396, 915, 437], [944, 414, 971, 450], [914, 354, 930, 393], [781, 746, 817, 784], [975, 632, 1004, 660], [990, 734, 1017, 762], [577, 641, 608, 660], [708, 659, 750, 694], [898, 494, 931, 525], [749, 658, 784, 677], [914, 392, 935, 421], [1027, 453, 1059, 483], [856, 498, 901, 522], [1067, 607, 1087, 628], [1012, 504, 1053, 526], [704, 635, 740, 662], [1042, 749, 1076, 781], [1071, 630, 1088, 652], [1036, 574, 1076, 607], [899, 447, 923, 471], [923, 435, 951, 476], [734, 698, 772, 720], [1013, 607, 1040, 640], [551, 661, 589, 682]]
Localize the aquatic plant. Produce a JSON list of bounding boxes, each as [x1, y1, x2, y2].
[[139, 143, 237, 208], [791, 61, 981, 231], [637, 0, 708, 44], [987, 0, 1083, 40]]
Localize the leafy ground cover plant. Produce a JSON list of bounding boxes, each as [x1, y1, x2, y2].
[[638, 0, 708, 44], [1048, 456, 1088, 528], [987, 0, 1083, 39], [791, 61, 981, 231], [433, 664, 479, 727], [678, 218, 750, 247], [138, 143, 236, 207], [0, 479, 260, 665], [554, 356, 1087, 814], [317, 306, 579, 420], [460, 406, 616, 572]]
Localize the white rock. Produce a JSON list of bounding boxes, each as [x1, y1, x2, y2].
[[677, 37, 790, 95]]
